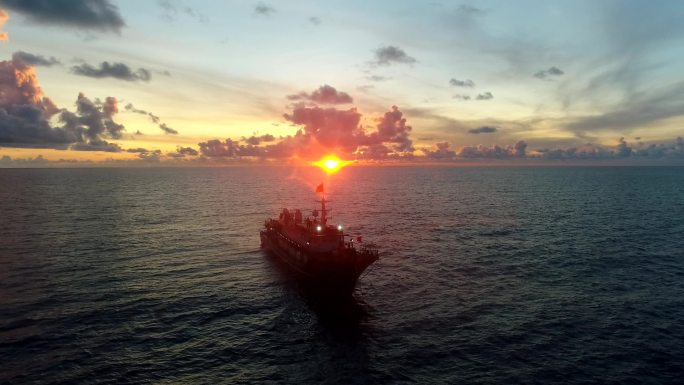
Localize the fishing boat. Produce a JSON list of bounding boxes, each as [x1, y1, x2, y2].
[[260, 183, 379, 295]]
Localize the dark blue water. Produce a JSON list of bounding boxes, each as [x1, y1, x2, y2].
[[1, 166, 683, 384]]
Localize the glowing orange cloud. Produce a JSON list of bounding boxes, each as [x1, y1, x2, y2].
[[0, 9, 8, 42], [313, 154, 352, 174]]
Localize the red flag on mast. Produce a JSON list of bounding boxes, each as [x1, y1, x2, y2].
[[315, 183, 324, 193]]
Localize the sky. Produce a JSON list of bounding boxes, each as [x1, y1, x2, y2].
[[0, 0, 683, 165]]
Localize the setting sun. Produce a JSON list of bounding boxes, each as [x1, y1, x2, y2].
[[313, 155, 351, 174]]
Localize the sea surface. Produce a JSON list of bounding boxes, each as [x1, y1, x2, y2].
[[1, 166, 683, 384]]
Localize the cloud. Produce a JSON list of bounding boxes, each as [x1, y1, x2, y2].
[[158, 0, 208, 23], [308, 16, 321, 25], [126, 147, 148, 153], [71, 61, 151, 82], [254, 3, 274, 15], [475, 92, 493, 100], [71, 139, 121, 152], [124, 103, 179, 135], [534, 138, 684, 160], [468, 126, 497, 134], [176, 146, 198, 156], [287, 85, 353, 105], [242, 134, 275, 145], [159, 123, 177, 135], [533, 66, 564, 79], [0, 56, 126, 151], [137, 149, 162, 162], [0, 0, 125, 33], [457, 141, 527, 158], [0, 9, 8, 41], [198, 103, 415, 160], [421, 141, 456, 159], [453, 94, 471, 100], [371, 105, 414, 152], [561, 2, 684, 111], [372, 46, 416, 66], [449, 78, 475, 87], [12, 51, 60, 66], [566, 81, 684, 133], [0, 154, 49, 165]]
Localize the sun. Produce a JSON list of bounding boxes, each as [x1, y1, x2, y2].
[[313, 155, 351, 174], [324, 158, 339, 170]]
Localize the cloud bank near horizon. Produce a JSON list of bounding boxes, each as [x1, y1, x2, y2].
[[1, 58, 683, 165]]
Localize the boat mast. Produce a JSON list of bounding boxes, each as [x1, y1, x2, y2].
[[316, 183, 329, 226]]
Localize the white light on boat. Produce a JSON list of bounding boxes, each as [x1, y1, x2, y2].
[[337, 225, 343, 231], [316, 225, 322, 232]]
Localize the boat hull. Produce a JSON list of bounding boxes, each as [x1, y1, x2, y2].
[[260, 229, 377, 296]]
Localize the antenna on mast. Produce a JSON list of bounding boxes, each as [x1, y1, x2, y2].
[[315, 183, 330, 226]]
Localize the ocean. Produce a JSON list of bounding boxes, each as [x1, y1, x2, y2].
[[1, 166, 683, 384]]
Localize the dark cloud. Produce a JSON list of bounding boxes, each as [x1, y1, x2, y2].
[[533, 66, 564, 79], [372, 46, 416, 66], [287, 85, 353, 105], [0, 154, 50, 165], [71, 61, 151, 82], [124, 103, 179, 135], [449, 78, 475, 87], [283, 106, 363, 154], [453, 94, 472, 100], [60, 92, 125, 141], [198, 105, 415, 160], [371, 105, 414, 152], [176, 146, 198, 156], [71, 139, 121, 152], [254, 3, 274, 15], [159, 123, 178, 135], [536, 137, 684, 160], [457, 141, 527, 158], [308, 16, 321, 25], [137, 149, 162, 162], [0, 0, 125, 33], [242, 134, 275, 145], [12, 51, 60, 67], [469, 126, 497, 134], [421, 141, 456, 159], [126, 147, 148, 153], [0, 56, 126, 151], [475, 92, 493, 100]]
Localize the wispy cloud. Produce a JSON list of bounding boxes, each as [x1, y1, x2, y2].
[[158, 0, 208, 22], [449, 78, 475, 87], [124, 103, 179, 135], [565, 81, 684, 134]]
